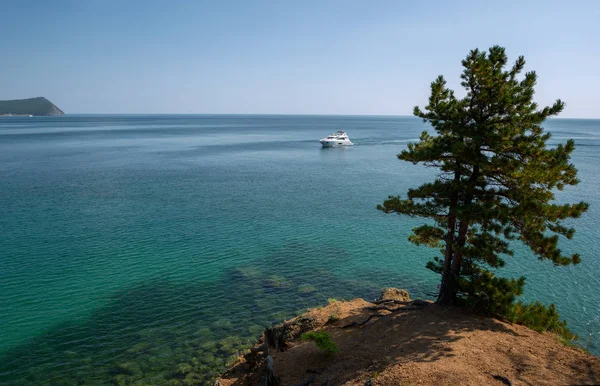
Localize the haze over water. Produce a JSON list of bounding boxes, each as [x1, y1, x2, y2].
[[0, 115, 598, 384]]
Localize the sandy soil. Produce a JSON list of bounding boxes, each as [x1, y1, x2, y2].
[[218, 297, 600, 386]]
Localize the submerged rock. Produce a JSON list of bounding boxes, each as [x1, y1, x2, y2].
[[297, 284, 316, 295], [254, 298, 274, 311], [183, 372, 203, 385], [230, 266, 263, 281], [218, 336, 244, 354], [263, 275, 292, 290], [127, 341, 152, 354], [213, 318, 233, 330], [248, 324, 264, 335], [200, 340, 218, 351], [174, 362, 194, 375], [110, 361, 142, 377], [201, 352, 216, 365], [193, 326, 213, 338]]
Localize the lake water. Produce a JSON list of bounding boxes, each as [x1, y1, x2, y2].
[[0, 115, 598, 384]]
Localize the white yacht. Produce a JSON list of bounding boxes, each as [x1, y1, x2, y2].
[[319, 130, 353, 147]]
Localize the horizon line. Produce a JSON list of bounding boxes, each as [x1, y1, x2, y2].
[[58, 113, 600, 120]]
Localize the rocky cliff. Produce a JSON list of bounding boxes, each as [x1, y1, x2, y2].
[[218, 289, 600, 386]]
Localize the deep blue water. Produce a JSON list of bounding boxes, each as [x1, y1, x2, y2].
[[0, 115, 598, 384]]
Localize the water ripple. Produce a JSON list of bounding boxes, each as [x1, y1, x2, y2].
[[1, 116, 599, 385]]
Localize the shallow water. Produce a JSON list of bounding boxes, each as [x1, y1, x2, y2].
[[0, 115, 598, 384]]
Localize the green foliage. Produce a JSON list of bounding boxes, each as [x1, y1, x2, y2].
[[300, 330, 338, 355], [457, 268, 525, 315], [327, 313, 340, 323], [327, 298, 338, 304], [378, 45, 588, 311], [506, 301, 577, 341]]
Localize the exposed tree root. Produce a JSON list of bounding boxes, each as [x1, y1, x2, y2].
[[342, 314, 383, 329], [372, 299, 412, 305], [365, 305, 397, 312], [489, 373, 513, 386], [342, 304, 428, 329]]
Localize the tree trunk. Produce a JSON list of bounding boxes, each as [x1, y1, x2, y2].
[[439, 164, 479, 305], [438, 167, 461, 305], [437, 273, 458, 305], [448, 165, 480, 297], [452, 220, 470, 276]]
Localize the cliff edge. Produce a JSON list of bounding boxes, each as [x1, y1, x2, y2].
[[218, 290, 600, 385], [0, 97, 65, 116]]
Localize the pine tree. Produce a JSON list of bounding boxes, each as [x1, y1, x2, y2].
[[378, 46, 589, 312]]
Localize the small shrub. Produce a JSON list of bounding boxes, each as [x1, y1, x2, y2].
[[506, 301, 577, 341], [301, 330, 338, 355], [327, 298, 337, 304], [327, 313, 340, 323]]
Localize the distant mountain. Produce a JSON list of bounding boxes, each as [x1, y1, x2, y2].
[[0, 97, 65, 116]]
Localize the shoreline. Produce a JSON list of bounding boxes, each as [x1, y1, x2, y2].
[[217, 289, 600, 385]]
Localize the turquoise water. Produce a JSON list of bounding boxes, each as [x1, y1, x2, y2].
[[0, 115, 598, 384]]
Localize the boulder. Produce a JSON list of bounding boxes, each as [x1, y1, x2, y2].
[[376, 288, 411, 302], [264, 317, 317, 351]]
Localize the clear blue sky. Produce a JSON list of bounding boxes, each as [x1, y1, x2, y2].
[[2, 0, 599, 117]]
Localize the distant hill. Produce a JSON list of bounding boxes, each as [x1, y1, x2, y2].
[[0, 97, 65, 116]]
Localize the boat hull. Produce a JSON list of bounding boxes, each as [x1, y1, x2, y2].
[[320, 139, 353, 147]]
